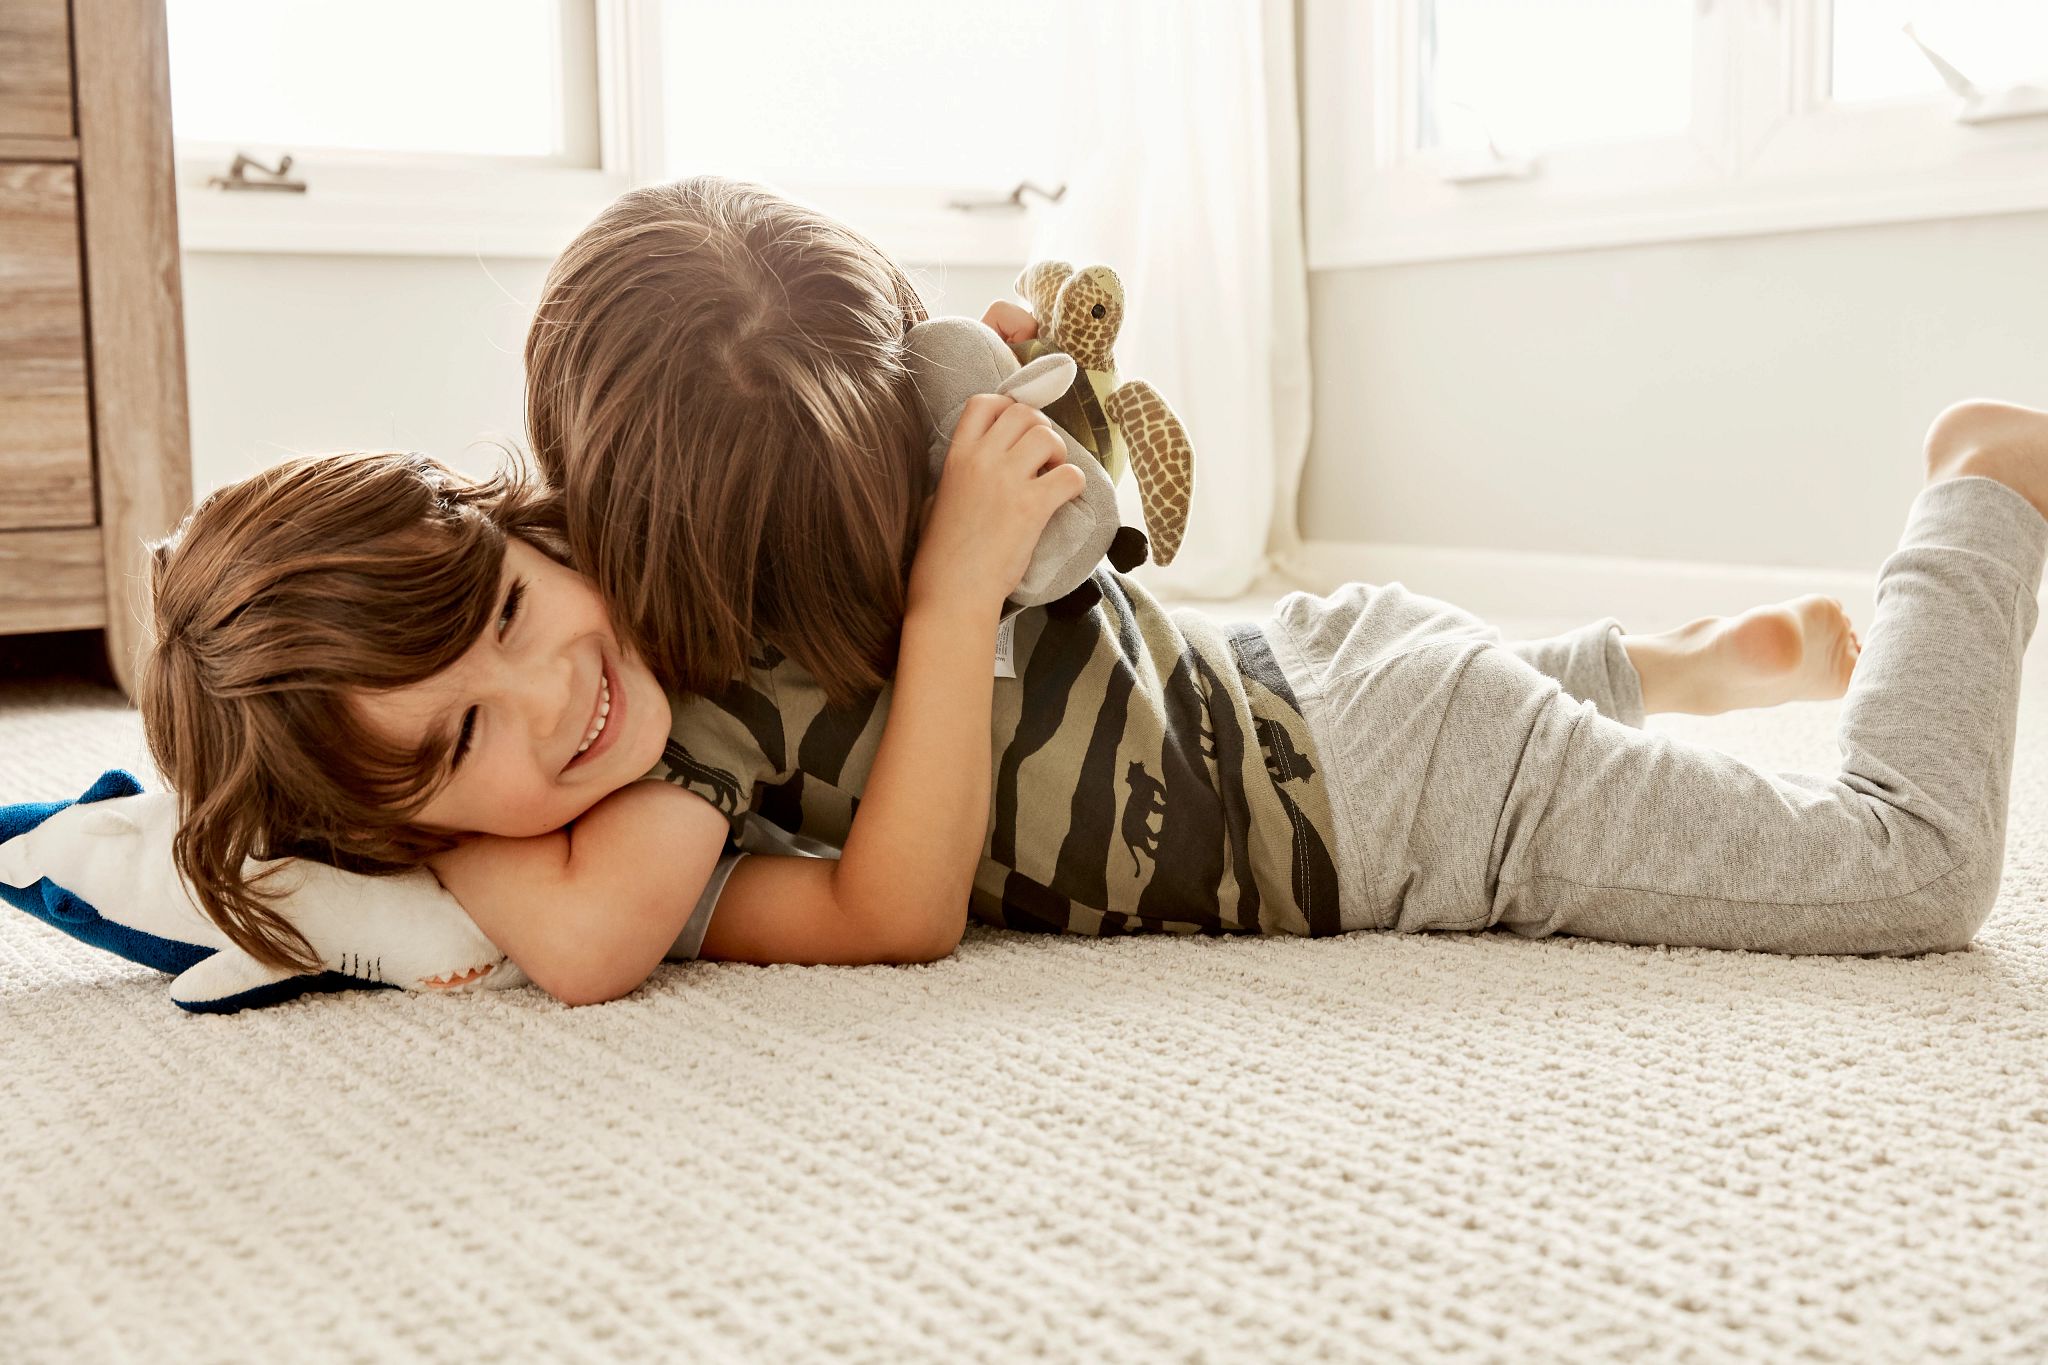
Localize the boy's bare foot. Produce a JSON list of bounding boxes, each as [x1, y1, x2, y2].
[[1625, 596, 1862, 716]]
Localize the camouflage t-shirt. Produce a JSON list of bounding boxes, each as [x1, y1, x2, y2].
[[646, 567, 1343, 939]]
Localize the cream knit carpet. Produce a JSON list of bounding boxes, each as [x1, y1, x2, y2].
[[2, 613, 2045, 1364]]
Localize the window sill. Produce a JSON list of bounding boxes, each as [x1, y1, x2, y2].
[[173, 156, 625, 259], [175, 163, 1041, 266], [1308, 161, 2048, 269]]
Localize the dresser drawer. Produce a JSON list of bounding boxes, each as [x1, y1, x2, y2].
[[0, 527, 104, 630], [0, 0, 72, 138], [0, 161, 94, 531]]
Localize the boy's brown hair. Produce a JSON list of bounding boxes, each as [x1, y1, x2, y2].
[[525, 176, 931, 709], [138, 450, 569, 972]]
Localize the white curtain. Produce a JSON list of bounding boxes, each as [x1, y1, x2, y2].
[[1029, 0, 1312, 600]]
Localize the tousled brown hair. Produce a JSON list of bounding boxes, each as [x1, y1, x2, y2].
[[138, 450, 570, 972], [525, 176, 931, 708]]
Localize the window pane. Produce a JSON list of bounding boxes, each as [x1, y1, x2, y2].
[[1417, 0, 1693, 152], [167, 0, 578, 158], [1831, 1, 2048, 104], [660, 0, 1087, 188]]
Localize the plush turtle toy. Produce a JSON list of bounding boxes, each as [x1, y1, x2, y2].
[[1009, 261, 1197, 566]]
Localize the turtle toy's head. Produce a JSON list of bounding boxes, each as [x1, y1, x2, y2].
[[1051, 265, 1125, 371]]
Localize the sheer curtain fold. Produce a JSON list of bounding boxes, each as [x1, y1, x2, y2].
[[1030, 0, 1312, 599]]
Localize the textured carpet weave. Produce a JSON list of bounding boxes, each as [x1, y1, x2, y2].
[[1, 617, 2045, 1363]]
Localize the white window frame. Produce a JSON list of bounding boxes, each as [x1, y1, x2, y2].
[[174, 0, 1034, 264], [1304, 0, 2048, 269]]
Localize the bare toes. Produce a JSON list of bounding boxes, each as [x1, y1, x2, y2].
[[1790, 595, 1856, 698]]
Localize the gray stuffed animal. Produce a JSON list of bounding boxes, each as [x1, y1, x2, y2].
[[904, 316, 1147, 620]]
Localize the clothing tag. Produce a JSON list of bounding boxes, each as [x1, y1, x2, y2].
[[995, 615, 1017, 678]]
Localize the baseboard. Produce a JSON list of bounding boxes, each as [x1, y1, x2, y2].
[[1271, 540, 1883, 632]]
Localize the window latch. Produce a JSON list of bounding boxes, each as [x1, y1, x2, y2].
[[1902, 22, 2048, 126], [947, 180, 1068, 214], [206, 153, 308, 193]]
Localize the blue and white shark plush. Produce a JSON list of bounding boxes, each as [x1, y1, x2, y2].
[[0, 770, 527, 1013]]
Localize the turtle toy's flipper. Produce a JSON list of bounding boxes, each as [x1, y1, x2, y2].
[[1104, 381, 1195, 567], [1016, 261, 1074, 328]]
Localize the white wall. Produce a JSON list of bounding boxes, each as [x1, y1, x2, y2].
[[180, 253, 544, 495], [178, 254, 1016, 498], [1301, 210, 2048, 575]]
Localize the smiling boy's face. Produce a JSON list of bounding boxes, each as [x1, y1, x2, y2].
[[352, 537, 673, 838]]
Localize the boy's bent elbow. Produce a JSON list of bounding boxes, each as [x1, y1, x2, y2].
[[547, 983, 616, 1008], [532, 970, 612, 1008], [907, 907, 966, 963], [869, 903, 963, 965], [546, 977, 642, 1008], [853, 907, 959, 965], [530, 952, 653, 1007], [904, 935, 958, 964]]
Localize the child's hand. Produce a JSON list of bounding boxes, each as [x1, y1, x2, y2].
[[911, 393, 1086, 614], [982, 300, 1040, 343]]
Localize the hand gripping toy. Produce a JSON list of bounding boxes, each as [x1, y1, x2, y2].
[[904, 313, 1149, 621], [0, 770, 527, 1013], [1008, 261, 1197, 566]]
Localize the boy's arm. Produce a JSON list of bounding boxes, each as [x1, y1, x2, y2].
[[828, 593, 997, 958], [823, 390, 1077, 958], [426, 779, 729, 1005]]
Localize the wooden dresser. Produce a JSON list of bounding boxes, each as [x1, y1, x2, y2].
[[0, 0, 191, 695]]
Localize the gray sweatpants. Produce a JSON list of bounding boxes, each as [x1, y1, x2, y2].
[[1268, 475, 2048, 956]]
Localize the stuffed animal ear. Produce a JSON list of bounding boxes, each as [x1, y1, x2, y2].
[[999, 353, 1076, 410]]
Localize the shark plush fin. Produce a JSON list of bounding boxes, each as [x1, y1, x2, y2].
[[2, 772, 214, 977], [0, 769, 146, 879], [169, 951, 391, 1014], [77, 770, 144, 804], [170, 950, 297, 1010], [0, 768, 135, 846]]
